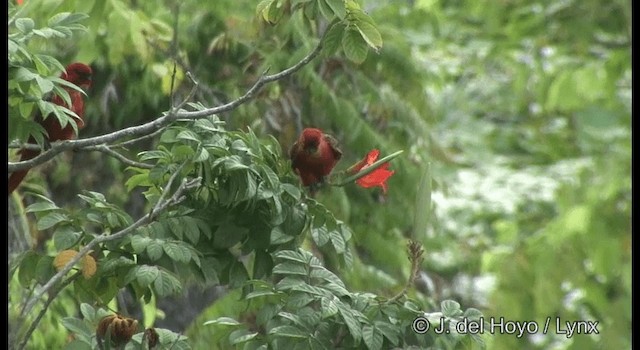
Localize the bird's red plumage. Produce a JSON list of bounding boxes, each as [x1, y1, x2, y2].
[[290, 128, 342, 187], [8, 63, 92, 194]]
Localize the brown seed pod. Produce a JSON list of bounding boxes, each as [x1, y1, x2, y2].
[[144, 328, 159, 348], [96, 314, 139, 347]]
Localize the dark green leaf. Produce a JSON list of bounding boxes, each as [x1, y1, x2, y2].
[[273, 261, 308, 276], [26, 200, 59, 213], [203, 317, 241, 326], [135, 265, 160, 286], [268, 325, 308, 339], [342, 28, 368, 63], [321, 296, 339, 318], [229, 329, 258, 345], [441, 300, 462, 318], [18, 251, 40, 288], [15, 18, 35, 34], [147, 241, 164, 261], [35, 256, 56, 285], [53, 227, 81, 250], [274, 250, 309, 264], [337, 301, 362, 343], [163, 242, 192, 263], [37, 212, 70, 230], [154, 269, 182, 296], [363, 325, 383, 350]]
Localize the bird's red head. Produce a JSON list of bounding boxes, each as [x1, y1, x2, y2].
[[62, 63, 93, 89], [300, 128, 323, 148]]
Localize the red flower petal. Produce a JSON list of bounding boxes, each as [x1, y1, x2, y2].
[[350, 149, 395, 193], [356, 163, 395, 193]]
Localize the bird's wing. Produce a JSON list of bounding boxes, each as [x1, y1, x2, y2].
[[289, 140, 301, 170], [323, 133, 342, 160]]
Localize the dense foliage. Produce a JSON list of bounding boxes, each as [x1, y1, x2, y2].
[[8, 0, 630, 349]]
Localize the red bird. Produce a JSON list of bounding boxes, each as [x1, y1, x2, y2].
[[289, 128, 342, 191], [8, 62, 93, 194]]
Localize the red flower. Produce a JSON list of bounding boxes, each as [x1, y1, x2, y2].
[[350, 149, 395, 193]]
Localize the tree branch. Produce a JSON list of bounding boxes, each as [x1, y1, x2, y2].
[[17, 272, 81, 350], [19, 174, 201, 323], [83, 145, 154, 169], [8, 23, 331, 174]]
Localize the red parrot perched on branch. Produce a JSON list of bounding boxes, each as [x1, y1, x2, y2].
[[289, 128, 342, 193], [8, 62, 93, 194]]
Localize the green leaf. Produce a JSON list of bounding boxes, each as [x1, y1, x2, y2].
[[181, 217, 201, 244], [53, 227, 81, 250], [322, 22, 344, 56], [321, 282, 349, 297], [15, 67, 37, 82], [79, 303, 96, 321], [337, 301, 362, 343], [325, 0, 346, 19], [375, 321, 399, 345], [213, 221, 248, 248], [268, 325, 308, 339], [318, 0, 335, 21], [35, 76, 54, 95], [15, 18, 35, 34], [131, 236, 153, 254], [463, 308, 483, 321], [229, 329, 258, 345], [311, 225, 330, 247], [147, 241, 164, 261], [60, 317, 93, 343], [154, 269, 182, 296], [163, 242, 192, 263], [275, 276, 305, 291], [229, 260, 249, 288], [135, 265, 160, 286], [270, 226, 295, 245], [35, 256, 56, 285], [363, 325, 383, 350], [64, 339, 92, 350], [441, 300, 462, 318], [321, 296, 339, 318], [203, 317, 241, 326], [350, 10, 382, 51], [342, 28, 368, 64], [18, 251, 40, 288], [310, 267, 344, 287], [245, 289, 279, 300], [26, 200, 59, 213], [273, 261, 308, 276], [291, 283, 331, 297], [329, 229, 346, 254], [256, 0, 276, 18], [48, 12, 89, 27], [252, 250, 273, 280], [37, 212, 70, 230], [274, 250, 309, 264], [176, 130, 201, 143]]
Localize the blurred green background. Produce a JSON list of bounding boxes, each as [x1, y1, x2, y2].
[[9, 0, 630, 349]]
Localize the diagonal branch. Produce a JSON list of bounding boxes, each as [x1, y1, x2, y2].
[[8, 23, 333, 174], [83, 145, 154, 169], [18, 174, 201, 327]]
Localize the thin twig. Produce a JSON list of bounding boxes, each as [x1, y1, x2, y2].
[[173, 72, 199, 112], [83, 145, 154, 169], [387, 241, 425, 304], [8, 22, 332, 173], [19, 175, 201, 324], [17, 272, 81, 350], [149, 161, 187, 219], [112, 129, 164, 149]]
